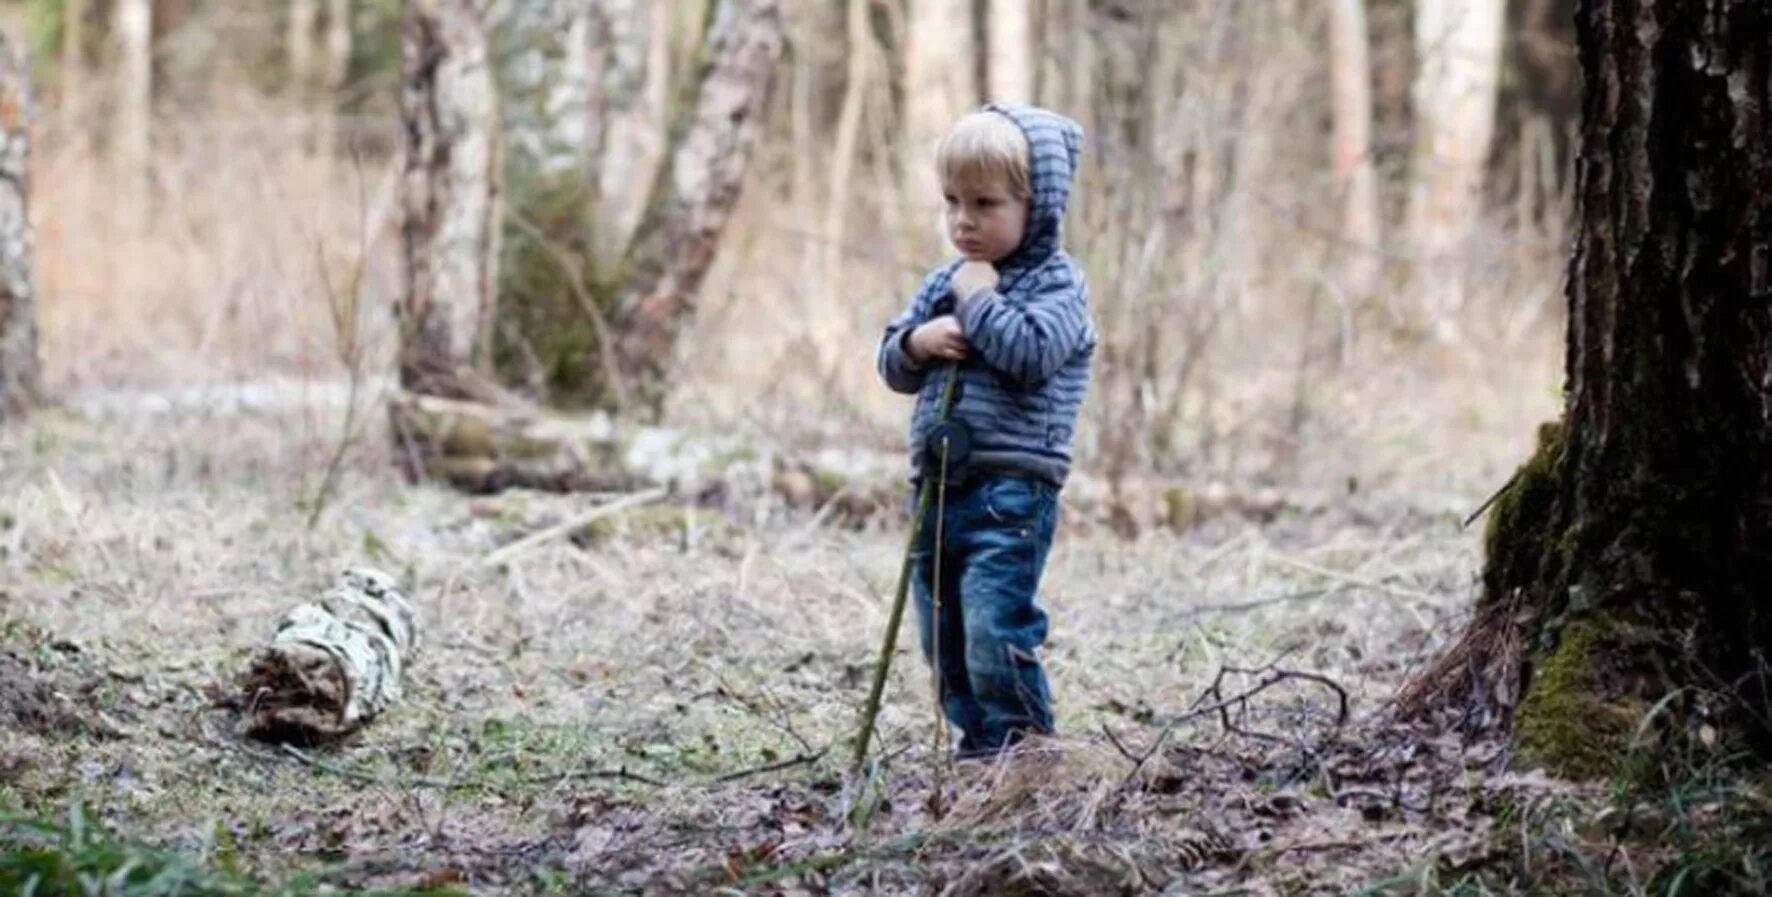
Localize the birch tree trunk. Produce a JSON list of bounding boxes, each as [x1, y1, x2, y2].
[[0, 31, 39, 420], [112, 0, 152, 222], [985, 0, 1032, 103], [242, 569, 418, 742], [611, 0, 784, 416], [1327, 0, 1381, 300], [1402, 0, 1772, 778], [1406, 0, 1504, 334], [903, 0, 974, 200], [397, 0, 503, 400]]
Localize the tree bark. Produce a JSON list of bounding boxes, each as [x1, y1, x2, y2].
[[0, 31, 39, 420], [1327, 0, 1381, 300], [1406, 0, 1504, 334], [609, 0, 784, 417], [397, 0, 504, 400], [1403, 0, 1772, 778]]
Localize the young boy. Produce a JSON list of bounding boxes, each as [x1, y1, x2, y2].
[[876, 104, 1094, 760]]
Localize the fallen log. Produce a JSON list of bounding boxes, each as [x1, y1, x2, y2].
[[241, 568, 417, 742]]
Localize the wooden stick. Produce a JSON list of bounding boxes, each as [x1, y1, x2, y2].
[[851, 366, 961, 773], [480, 486, 669, 568]]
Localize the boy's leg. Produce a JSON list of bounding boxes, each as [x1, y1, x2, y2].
[[910, 491, 987, 750], [954, 476, 1060, 753]]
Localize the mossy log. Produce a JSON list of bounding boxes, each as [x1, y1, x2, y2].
[[241, 568, 417, 742]]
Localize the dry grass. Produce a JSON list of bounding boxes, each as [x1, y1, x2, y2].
[[0, 351, 1575, 892]]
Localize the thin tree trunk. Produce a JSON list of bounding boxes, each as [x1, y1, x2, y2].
[[985, 0, 1032, 102], [112, 0, 152, 222], [1401, 0, 1772, 777], [613, 0, 784, 416], [288, 0, 318, 97], [824, 0, 877, 279], [397, 0, 503, 399], [0, 31, 39, 420], [1406, 0, 1504, 335], [1327, 0, 1380, 300], [61, 0, 86, 139], [903, 0, 974, 199], [317, 0, 352, 154]]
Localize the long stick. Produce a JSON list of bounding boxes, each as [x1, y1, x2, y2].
[[851, 365, 961, 773]]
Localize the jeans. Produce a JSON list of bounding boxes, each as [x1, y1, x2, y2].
[[910, 472, 1060, 755]]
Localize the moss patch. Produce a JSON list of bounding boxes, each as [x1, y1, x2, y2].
[[1516, 619, 1644, 780], [1480, 421, 1567, 608]]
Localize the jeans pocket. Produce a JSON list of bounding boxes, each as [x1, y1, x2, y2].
[[983, 477, 1046, 527]]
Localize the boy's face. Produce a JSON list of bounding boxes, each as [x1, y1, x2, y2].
[[944, 176, 1029, 263]]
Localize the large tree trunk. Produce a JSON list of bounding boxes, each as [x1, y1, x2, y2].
[[1327, 0, 1381, 301], [397, 0, 503, 400], [1405, 0, 1504, 335], [0, 31, 39, 420], [1402, 0, 1772, 778]]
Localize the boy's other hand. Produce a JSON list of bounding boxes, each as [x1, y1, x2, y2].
[[950, 261, 1000, 303], [907, 315, 969, 364]]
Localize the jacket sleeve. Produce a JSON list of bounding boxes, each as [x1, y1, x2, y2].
[[877, 269, 948, 395], [956, 264, 1091, 387]]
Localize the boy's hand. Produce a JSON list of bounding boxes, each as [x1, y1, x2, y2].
[[907, 315, 969, 364], [950, 261, 999, 304]]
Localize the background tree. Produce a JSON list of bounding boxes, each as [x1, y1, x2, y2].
[[1403, 0, 1772, 778], [112, 0, 152, 219], [1407, 0, 1504, 335], [396, 0, 502, 400], [1328, 0, 1381, 301], [0, 27, 38, 419]]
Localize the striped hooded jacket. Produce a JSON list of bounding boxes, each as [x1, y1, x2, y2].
[[877, 103, 1095, 487]]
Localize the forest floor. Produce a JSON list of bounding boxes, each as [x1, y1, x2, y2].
[[1, 361, 1761, 895]]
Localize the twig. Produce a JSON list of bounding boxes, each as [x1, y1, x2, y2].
[[265, 742, 669, 790], [480, 487, 669, 568], [708, 748, 828, 785]]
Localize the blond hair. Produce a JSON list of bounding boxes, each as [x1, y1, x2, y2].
[[936, 111, 1031, 199]]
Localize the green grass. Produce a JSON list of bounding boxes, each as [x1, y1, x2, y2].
[[0, 804, 451, 896]]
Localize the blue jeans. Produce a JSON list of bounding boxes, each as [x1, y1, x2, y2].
[[910, 473, 1060, 755]]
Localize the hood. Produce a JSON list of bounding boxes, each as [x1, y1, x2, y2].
[[985, 103, 1084, 271]]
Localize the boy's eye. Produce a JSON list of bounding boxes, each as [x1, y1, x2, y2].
[[943, 194, 958, 206], [978, 197, 999, 208]]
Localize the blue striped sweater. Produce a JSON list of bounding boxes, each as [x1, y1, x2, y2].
[[877, 104, 1095, 487]]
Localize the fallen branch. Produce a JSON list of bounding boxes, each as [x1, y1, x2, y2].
[[480, 487, 669, 567]]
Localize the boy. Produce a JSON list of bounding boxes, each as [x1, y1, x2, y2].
[[876, 104, 1094, 760]]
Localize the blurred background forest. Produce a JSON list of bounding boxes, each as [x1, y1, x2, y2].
[[5, 0, 1575, 497]]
